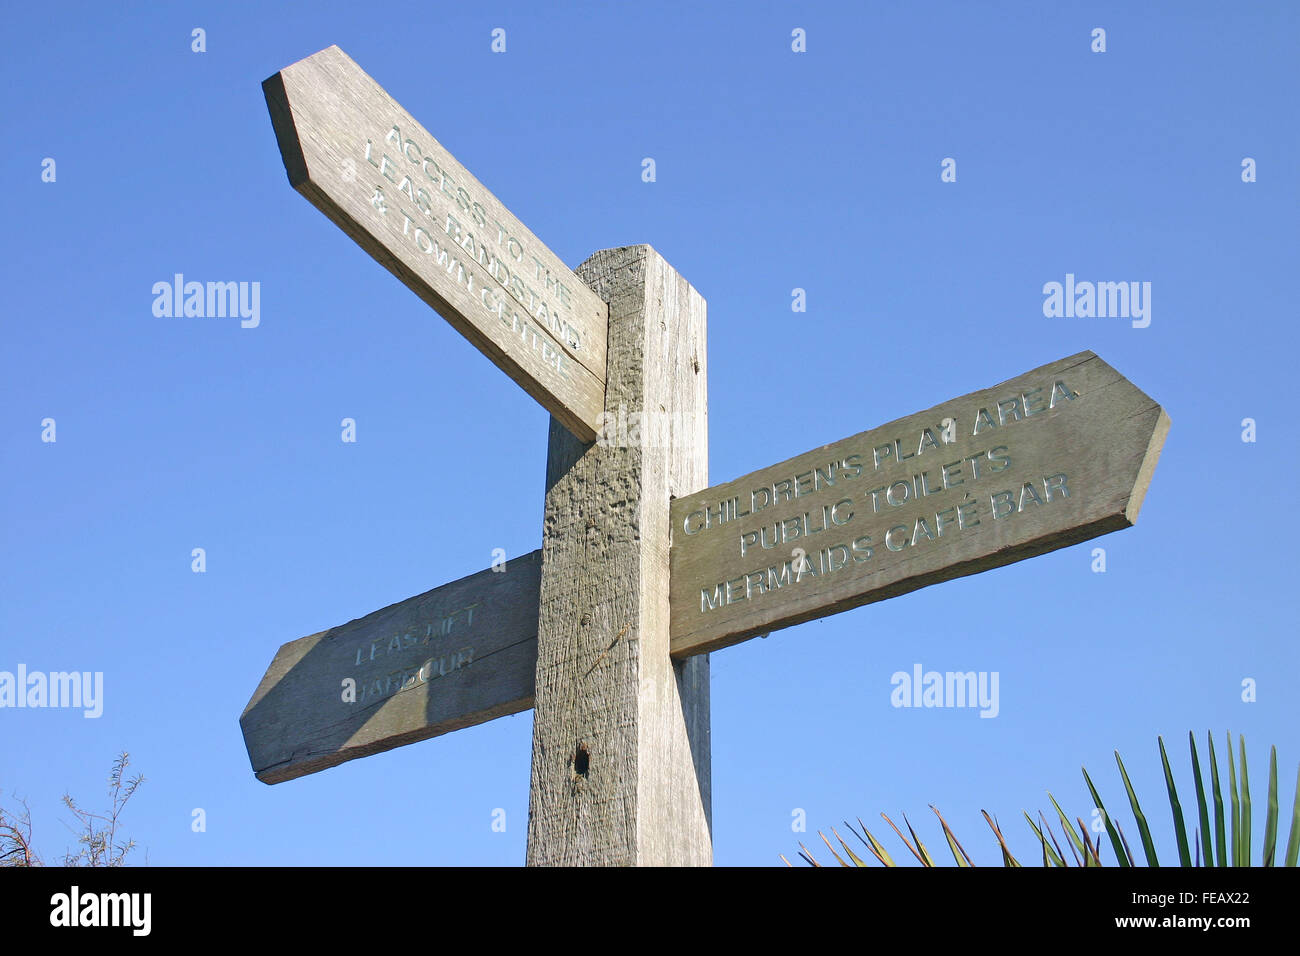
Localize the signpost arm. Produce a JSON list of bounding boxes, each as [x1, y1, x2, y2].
[[526, 245, 712, 866]]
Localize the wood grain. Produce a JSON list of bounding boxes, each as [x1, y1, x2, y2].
[[668, 351, 1170, 657], [264, 46, 608, 442], [526, 245, 712, 866], [240, 551, 540, 784]]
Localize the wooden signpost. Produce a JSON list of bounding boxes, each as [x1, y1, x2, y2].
[[243, 46, 1171, 866]]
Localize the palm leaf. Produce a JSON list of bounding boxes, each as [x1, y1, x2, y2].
[[1284, 764, 1300, 867], [1116, 749, 1160, 866], [1208, 731, 1227, 867], [1114, 818, 1138, 867], [881, 813, 929, 866], [818, 830, 852, 867], [930, 806, 974, 866], [1041, 812, 1077, 867], [902, 813, 937, 867], [982, 810, 1022, 867], [1024, 812, 1066, 867], [1188, 732, 1213, 869], [1239, 735, 1252, 866], [1260, 747, 1279, 867], [1159, 735, 1192, 866], [1227, 731, 1241, 866], [831, 826, 870, 867], [1083, 765, 1129, 867], [849, 817, 896, 867], [1077, 817, 1103, 866], [1048, 792, 1088, 863]]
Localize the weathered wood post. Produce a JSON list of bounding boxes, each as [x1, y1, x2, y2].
[[526, 245, 712, 866]]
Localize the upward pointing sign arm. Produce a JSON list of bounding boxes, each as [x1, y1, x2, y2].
[[263, 46, 608, 442]]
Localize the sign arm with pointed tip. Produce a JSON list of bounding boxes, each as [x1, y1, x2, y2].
[[263, 45, 608, 443], [240, 552, 541, 785], [667, 350, 1169, 657]]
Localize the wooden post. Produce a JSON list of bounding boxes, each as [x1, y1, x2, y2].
[[526, 245, 712, 866]]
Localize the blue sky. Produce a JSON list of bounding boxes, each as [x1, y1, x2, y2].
[[2, 0, 1296, 866]]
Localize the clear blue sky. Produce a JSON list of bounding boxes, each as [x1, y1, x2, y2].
[[2, 0, 1296, 866]]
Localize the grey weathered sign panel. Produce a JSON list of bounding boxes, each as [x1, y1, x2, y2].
[[263, 45, 608, 442], [240, 551, 540, 784], [668, 351, 1170, 657]]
